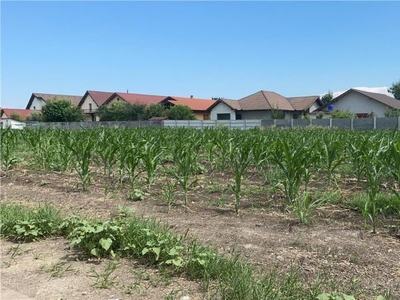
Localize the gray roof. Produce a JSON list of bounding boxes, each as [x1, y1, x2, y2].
[[351, 89, 400, 109], [288, 96, 321, 111], [239, 91, 295, 111]]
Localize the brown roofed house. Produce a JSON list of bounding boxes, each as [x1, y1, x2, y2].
[[26, 93, 82, 110]]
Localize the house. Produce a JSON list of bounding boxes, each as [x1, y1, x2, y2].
[[1, 108, 39, 121], [0, 119, 26, 129], [26, 93, 82, 110], [209, 91, 322, 120], [288, 96, 323, 119], [77, 90, 114, 121], [103, 92, 167, 107], [319, 88, 400, 118], [161, 96, 216, 120]]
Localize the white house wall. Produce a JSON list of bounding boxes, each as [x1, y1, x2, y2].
[[332, 92, 387, 117], [210, 102, 236, 120], [309, 103, 319, 113], [241, 110, 293, 120], [29, 97, 46, 110], [80, 95, 99, 111]]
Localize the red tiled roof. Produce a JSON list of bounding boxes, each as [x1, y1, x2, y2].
[[81, 90, 114, 107], [1, 108, 40, 120], [164, 96, 216, 111]]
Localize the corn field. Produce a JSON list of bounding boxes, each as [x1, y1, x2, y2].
[[1, 127, 400, 231]]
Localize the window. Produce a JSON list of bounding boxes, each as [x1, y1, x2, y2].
[[33, 106, 36, 110], [217, 113, 231, 120], [203, 114, 210, 120], [235, 113, 242, 120], [89, 103, 92, 112]]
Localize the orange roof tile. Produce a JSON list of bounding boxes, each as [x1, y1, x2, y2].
[[1, 108, 40, 120], [165, 96, 216, 111]]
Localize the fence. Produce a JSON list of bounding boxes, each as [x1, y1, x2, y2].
[[25, 117, 400, 130], [261, 117, 400, 130], [27, 120, 163, 129]]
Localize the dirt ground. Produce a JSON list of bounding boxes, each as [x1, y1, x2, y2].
[[1, 169, 400, 300]]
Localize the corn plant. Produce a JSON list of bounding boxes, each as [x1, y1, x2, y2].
[[319, 132, 346, 184], [228, 135, 252, 215], [125, 142, 142, 189], [0, 128, 18, 170], [139, 137, 164, 190], [94, 129, 119, 179], [62, 131, 95, 191], [170, 136, 201, 207], [270, 137, 314, 203], [360, 137, 389, 233]]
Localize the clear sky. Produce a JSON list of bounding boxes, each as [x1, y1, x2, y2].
[[1, 1, 399, 109]]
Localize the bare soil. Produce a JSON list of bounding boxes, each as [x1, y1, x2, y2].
[[1, 168, 400, 300]]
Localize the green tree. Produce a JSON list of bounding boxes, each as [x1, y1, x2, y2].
[[384, 107, 400, 117], [41, 99, 85, 122], [166, 105, 196, 120], [9, 113, 22, 121], [330, 110, 354, 119], [26, 112, 43, 122], [388, 79, 400, 100], [97, 102, 147, 121], [321, 91, 333, 104], [144, 103, 166, 120]]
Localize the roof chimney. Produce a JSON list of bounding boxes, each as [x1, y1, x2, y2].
[[190, 95, 193, 99]]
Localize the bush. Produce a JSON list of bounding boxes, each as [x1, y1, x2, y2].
[[42, 99, 85, 122], [166, 105, 196, 120], [330, 110, 354, 119]]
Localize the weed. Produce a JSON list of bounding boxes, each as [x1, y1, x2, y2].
[[89, 260, 119, 289]]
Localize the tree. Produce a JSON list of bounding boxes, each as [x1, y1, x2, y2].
[[97, 102, 147, 121], [321, 90, 333, 104], [330, 110, 354, 119], [166, 105, 196, 120], [144, 103, 166, 120], [9, 113, 22, 121], [42, 99, 85, 122], [388, 79, 400, 100], [26, 112, 43, 122], [384, 107, 400, 117]]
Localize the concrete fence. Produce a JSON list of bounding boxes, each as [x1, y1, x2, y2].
[[261, 117, 400, 130], [25, 117, 400, 130]]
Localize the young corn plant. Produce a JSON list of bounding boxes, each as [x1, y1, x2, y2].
[[139, 137, 164, 190], [319, 133, 346, 184], [170, 139, 201, 207], [94, 129, 119, 179], [125, 142, 142, 189], [62, 131, 95, 191], [270, 138, 313, 204], [0, 128, 18, 170], [361, 138, 388, 233], [228, 136, 252, 215]]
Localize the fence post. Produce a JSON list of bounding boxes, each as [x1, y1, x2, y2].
[[350, 118, 354, 130], [290, 118, 293, 128], [273, 119, 276, 127], [373, 117, 376, 130], [310, 118, 312, 126], [329, 118, 332, 129], [398, 116, 400, 130]]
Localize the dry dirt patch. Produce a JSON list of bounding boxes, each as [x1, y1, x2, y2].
[[1, 169, 400, 299]]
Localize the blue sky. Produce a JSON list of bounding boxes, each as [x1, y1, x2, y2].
[[1, 1, 399, 109]]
